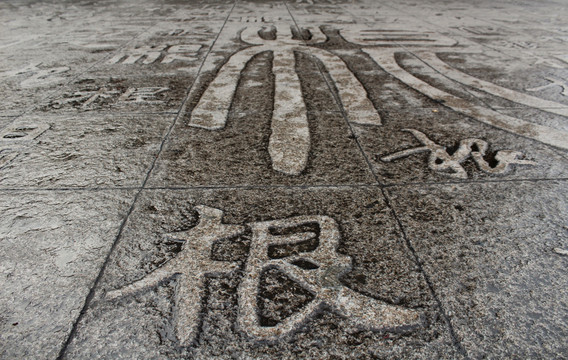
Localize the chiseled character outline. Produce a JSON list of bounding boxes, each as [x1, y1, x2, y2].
[[49, 87, 121, 109], [118, 87, 171, 104], [106, 206, 245, 346], [187, 24, 381, 176], [526, 76, 568, 96], [238, 214, 421, 340], [107, 45, 167, 64], [380, 129, 536, 179], [338, 26, 568, 151], [107, 44, 201, 65], [106, 205, 421, 346], [0, 62, 70, 88]]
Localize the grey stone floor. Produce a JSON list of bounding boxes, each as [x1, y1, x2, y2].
[[1, 0, 567, 359]]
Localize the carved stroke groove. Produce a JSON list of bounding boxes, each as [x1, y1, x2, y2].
[[363, 48, 568, 151]]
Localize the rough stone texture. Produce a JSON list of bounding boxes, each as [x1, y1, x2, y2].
[[37, 74, 194, 114], [387, 181, 568, 358], [0, 190, 134, 359], [0, 113, 174, 188], [64, 187, 457, 359], [148, 108, 375, 186], [353, 106, 568, 185], [1, 0, 568, 359]]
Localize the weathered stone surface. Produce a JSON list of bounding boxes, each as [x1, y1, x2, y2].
[[0, 113, 174, 188], [0, 190, 134, 359], [353, 106, 568, 185], [1, 0, 567, 358], [64, 187, 458, 359], [148, 108, 375, 186], [37, 74, 192, 114], [387, 181, 568, 358]]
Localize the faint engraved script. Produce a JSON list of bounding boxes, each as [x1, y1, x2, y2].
[[48, 87, 170, 109], [107, 206, 420, 345], [108, 44, 201, 65], [0, 150, 18, 169], [0, 123, 50, 169], [0, 62, 69, 88], [240, 16, 284, 23], [337, 26, 568, 151], [49, 88, 121, 110], [381, 129, 536, 179], [188, 25, 381, 175], [118, 87, 170, 103], [526, 76, 568, 96]]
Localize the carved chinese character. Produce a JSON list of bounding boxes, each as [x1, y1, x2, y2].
[[117, 87, 170, 104], [106, 206, 245, 345], [0, 124, 49, 143], [350, 29, 568, 150], [0, 62, 69, 88], [107, 206, 420, 345], [239, 214, 420, 340], [188, 25, 381, 175], [161, 44, 201, 64], [0, 123, 49, 169], [108, 44, 201, 65], [107, 45, 167, 64], [380, 129, 536, 179], [49, 88, 121, 109]]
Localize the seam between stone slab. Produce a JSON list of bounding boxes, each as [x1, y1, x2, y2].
[[382, 176, 568, 189], [286, 3, 469, 356], [0, 174, 561, 193], [381, 189, 468, 357], [3, 176, 568, 193], [336, 7, 484, 355], [285, 3, 380, 187], [340, 5, 568, 168], [55, 3, 237, 359], [337, 6, 568, 180]]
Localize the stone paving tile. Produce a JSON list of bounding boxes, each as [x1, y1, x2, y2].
[[0, 5, 231, 115], [162, 3, 235, 24], [386, 180, 568, 358], [148, 109, 375, 187], [1, 0, 568, 359], [0, 17, 152, 58], [353, 106, 568, 185], [0, 41, 127, 115], [63, 187, 460, 359], [0, 189, 135, 360], [0, 112, 174, 189], [147, 7, 378, 186], [391, 11, 568, 70]]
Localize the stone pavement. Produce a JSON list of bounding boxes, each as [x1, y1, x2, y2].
[[0, 0, 567, 358]]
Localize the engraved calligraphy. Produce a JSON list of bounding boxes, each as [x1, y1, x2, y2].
[[108, 44, 201, 65], [48, 86, 170, 110], [107, 206, 420, 345], [187, 25, 381, 175], [380, 129, 536, 179], [0, 123, 50, 169]]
